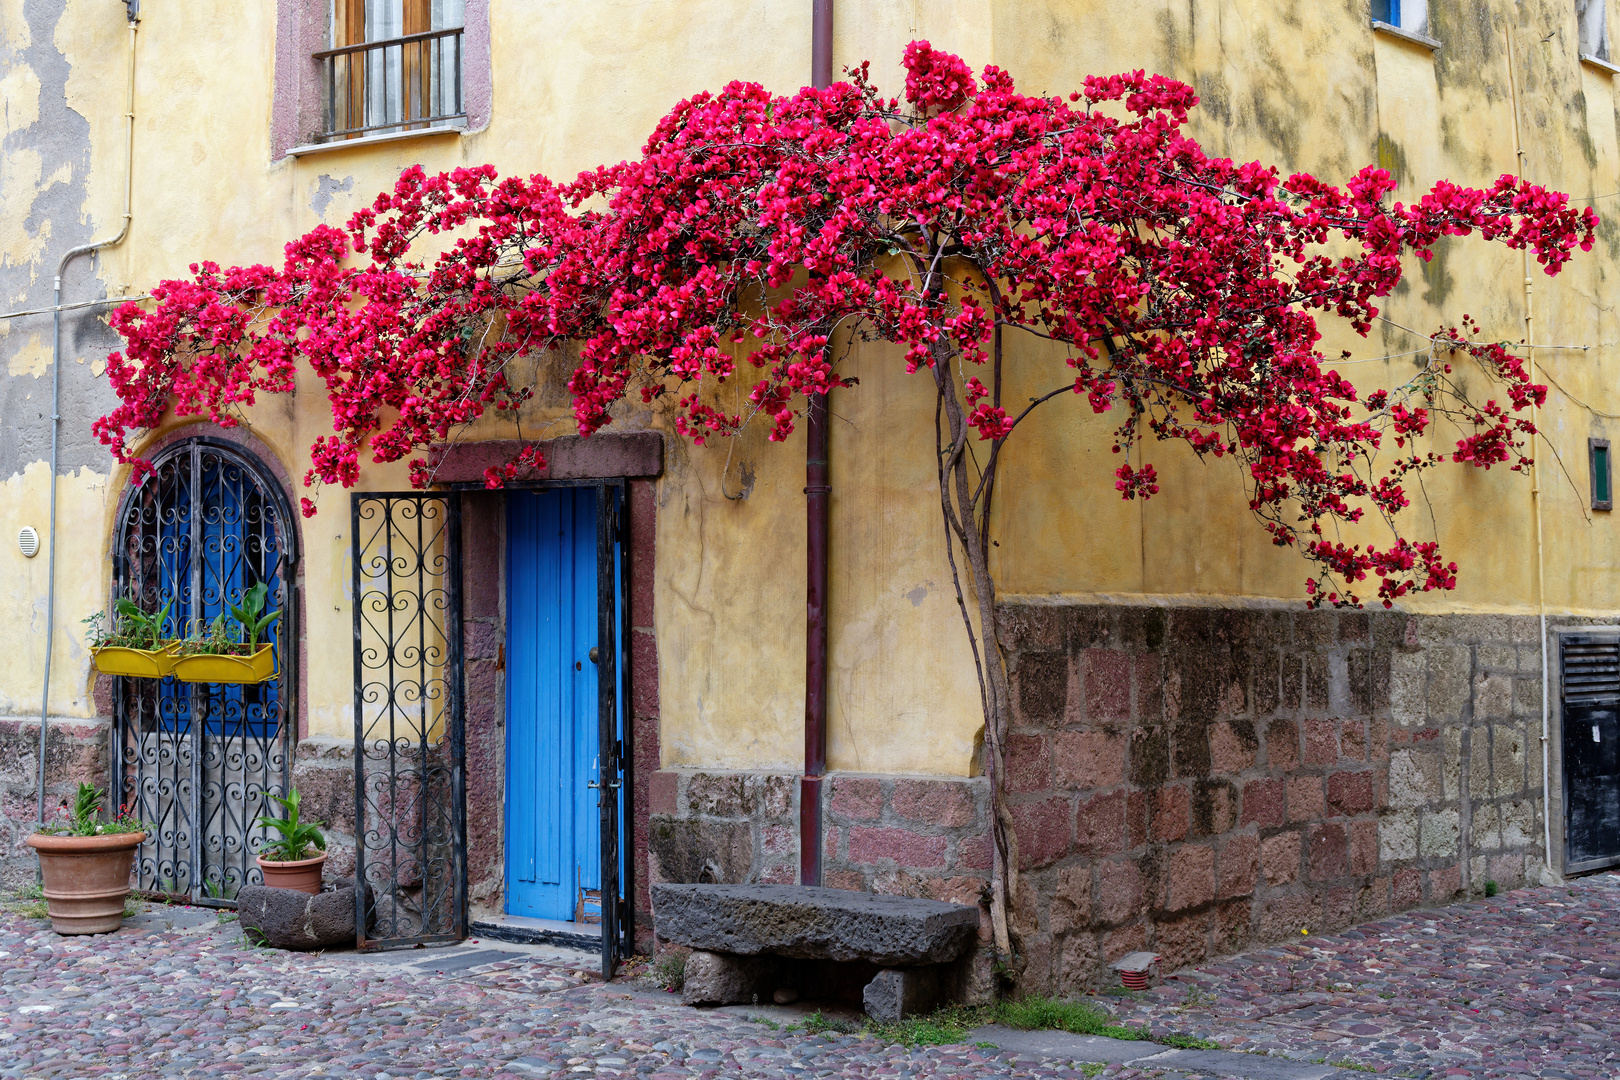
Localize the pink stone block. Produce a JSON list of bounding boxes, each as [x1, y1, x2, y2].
[[848, 826, 947, 869], [1167, 844, 1215, 911], [1302, 719, 1339, 766], [1241, 778, 1285, 828], [1327, 770, 1376, 817], [1084, 649, 1132, 720], [828, 777, 883, 821], [1151, 785, 1189, 842], [1011, 798, 1072, 870], [1074, 790, 1129, 858], [1308, 822, 1348, 882], [1053, 730, 1127, 790], [1005, 733, 1052, 793], [891, 779, 976, 828], [1218, 832, 1259, 900], [1287, 776, 1325, 822]]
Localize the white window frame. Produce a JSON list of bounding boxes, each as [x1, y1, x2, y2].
[[1371, 0, 1440, 51]]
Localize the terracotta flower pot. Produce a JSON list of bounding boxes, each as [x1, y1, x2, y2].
[[257, 851, 327, 894], [26, 831, 145, 935]]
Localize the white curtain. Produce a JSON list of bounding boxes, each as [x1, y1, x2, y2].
[[357, 0, 466, 132]]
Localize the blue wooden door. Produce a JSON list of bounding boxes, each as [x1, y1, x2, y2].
[[506, 488, 603, 921]]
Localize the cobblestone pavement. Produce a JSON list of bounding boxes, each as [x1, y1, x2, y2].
[[0, 871, 1614, 1079], [1118, 870, 1620, 1078]]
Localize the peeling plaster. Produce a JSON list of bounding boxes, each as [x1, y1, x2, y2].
[[0, 0, 122, 477], [309, 173, 354, 218]]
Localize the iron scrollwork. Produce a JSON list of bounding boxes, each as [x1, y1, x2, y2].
[[351, 492, 466, 949], [111, 438, 296, 906]]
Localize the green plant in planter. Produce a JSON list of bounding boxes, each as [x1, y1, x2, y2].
[[85, 598, 174, 651], [254, 788, 326, 862], [35, 782, 149, 838], [175, 613, 241, 657], [176, 584, 281, 658], [230, 582, 281, 652]]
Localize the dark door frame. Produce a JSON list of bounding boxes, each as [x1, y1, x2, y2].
[[1553, 626, 1620, 876], [455, 477, 634, 977]]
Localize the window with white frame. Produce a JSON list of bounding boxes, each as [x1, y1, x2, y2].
[[1580, 0, 1610, 61], [318, 0, 467, 140], [1371, 0, 1429, 37]]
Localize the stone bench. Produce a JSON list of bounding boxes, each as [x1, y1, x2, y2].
[[651, 883, 981, 1021]]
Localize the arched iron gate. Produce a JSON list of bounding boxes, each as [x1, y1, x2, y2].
[[111, 437, 296, 905]]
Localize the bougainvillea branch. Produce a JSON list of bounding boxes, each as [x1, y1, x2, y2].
[[97, 43, 1596, 963]]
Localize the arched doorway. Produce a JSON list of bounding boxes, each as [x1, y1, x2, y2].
[[111, 436, 297, 904]]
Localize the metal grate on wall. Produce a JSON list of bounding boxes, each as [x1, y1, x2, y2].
[[1561, 636, 1620, 703]]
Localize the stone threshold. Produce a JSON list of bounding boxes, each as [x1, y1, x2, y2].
[[472, 913, 602, 951], [964, 1025, 1365, 1079]]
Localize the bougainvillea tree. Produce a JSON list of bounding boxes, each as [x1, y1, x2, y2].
[[96, 43, 1596, 962]]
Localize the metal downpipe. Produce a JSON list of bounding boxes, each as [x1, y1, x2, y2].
[[1504, 29, 1558, 885], [36, 14, 139, 829], [800, 0, 833, 887]]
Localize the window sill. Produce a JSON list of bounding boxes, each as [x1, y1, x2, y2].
[[1581, 52, 1620, 75], [1371, 20, 1441, 51], [285, 124, 465, 159]]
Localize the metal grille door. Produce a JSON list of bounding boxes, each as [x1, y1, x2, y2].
[[351, 492, 467, 949], [112, 438, 295, 904]]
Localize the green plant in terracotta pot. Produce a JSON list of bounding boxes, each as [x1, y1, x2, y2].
[[254, 787, 327, 894], [27, 783, 149, 935]]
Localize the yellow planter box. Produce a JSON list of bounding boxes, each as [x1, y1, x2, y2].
[[172, 645, 276, 685], [91, 642, 179, 679]]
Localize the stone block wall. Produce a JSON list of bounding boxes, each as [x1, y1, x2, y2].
[[288, 736, 359, 880], [647, 769, 993, 911], [645, 602, 1571, 995], [997, 602, 1553, 993], [0, 717, 110, 888]]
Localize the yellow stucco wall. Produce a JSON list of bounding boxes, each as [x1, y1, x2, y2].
[[4, 1, 1619, 778]]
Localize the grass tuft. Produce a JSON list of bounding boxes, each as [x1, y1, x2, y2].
[[863, 1005, 989, 1046], [994, 996, 1146, 1041], [650, 951, 686, 993], [1158, 1033, 1221, 1050], [1, 884, 49, 920]]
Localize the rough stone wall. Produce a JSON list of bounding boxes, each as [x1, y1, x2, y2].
[[290, 736, 359, 880], [645, 602, 1565, 994], [997, 602, 1553, 993], [628, 479, 660, 951], [461, 491, 507, 914], [646, 770, 995, 939], [0, 717, 110, 887]]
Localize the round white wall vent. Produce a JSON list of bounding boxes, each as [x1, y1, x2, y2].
[[18, 526, 40, 559]]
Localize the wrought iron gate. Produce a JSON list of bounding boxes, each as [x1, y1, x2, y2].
[[351, 492, 467, 949], [112, 437, 296, 905]]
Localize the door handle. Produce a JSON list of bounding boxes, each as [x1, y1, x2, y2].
[[589, 647, 599, 664], [587, 778, 622, 790]]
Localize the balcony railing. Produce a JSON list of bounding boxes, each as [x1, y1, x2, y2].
[[314, 27, 465, 142]]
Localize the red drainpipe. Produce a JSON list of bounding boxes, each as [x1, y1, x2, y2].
[[801, 0, 834, 888]]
